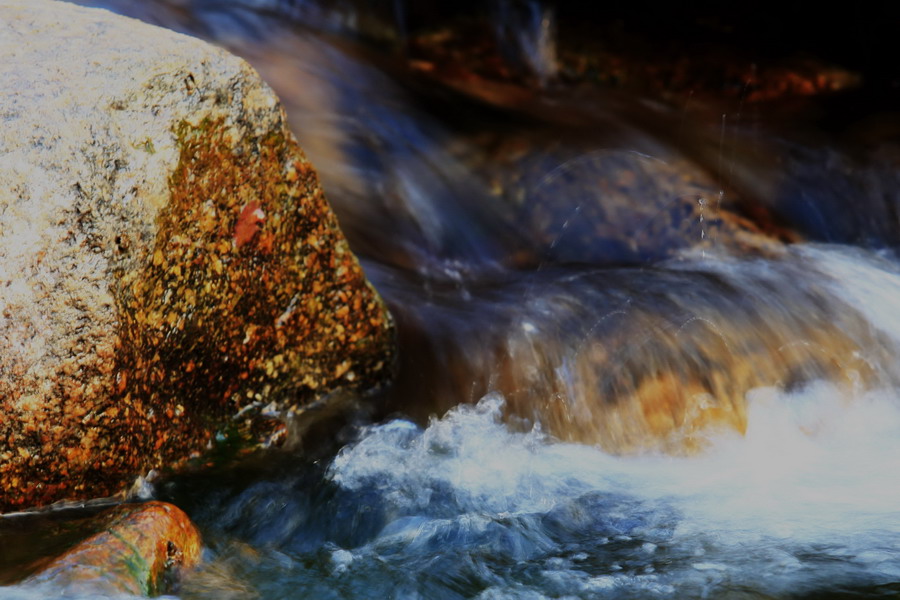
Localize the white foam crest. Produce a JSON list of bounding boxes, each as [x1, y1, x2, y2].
[[800, 244, 900, 342], [647, 383, 900, 544], [329, 383, 900, 591], [329, 393, 625, 516]]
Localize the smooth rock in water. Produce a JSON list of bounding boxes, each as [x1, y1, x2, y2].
[[0, 0, 394, 511], [21, 501, 201, 596], [380, 251, 895, 454], [487, 147, 792, 266]]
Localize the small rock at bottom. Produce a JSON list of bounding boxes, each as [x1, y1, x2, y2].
[[22, 501, 201, 597]]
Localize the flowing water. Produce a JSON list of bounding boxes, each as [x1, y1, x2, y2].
[[4, 1, 900, 598]]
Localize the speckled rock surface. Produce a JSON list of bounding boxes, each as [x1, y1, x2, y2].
[[0, 0, 394, 511], [22, 501, 201, 596]]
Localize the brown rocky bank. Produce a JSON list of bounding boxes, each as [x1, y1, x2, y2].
[[0, 0, 394, 511]]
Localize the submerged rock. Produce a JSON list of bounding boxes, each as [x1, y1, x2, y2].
[[485, 147, 793, 266], [21, 501, 201, 596], [0, 0, 394, 511], [379, 248, 897, 454]]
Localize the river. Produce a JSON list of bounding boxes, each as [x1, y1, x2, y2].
[[5, 1, 900, 598]]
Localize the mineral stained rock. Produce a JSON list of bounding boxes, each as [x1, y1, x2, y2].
[[0, 0, 394, 511], [22, 501, 201, 596]]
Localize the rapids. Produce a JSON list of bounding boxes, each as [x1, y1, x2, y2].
[[3, 1, 900, 598]]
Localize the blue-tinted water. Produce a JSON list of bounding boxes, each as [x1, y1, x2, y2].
[[178, 355, 900, 599]]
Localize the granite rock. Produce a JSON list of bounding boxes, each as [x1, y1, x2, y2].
[[0, 0, 394, 510]]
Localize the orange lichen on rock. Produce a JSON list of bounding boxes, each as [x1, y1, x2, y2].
[[108, 118, 395, 482], [234, 201, 267, 248]]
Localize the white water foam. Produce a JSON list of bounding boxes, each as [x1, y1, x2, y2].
[[801, 244, 900, 342], [326, 377, 900, 598], [317, 246, 900, 598]]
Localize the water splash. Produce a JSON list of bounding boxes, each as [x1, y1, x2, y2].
[[167, 385, 900, 599], [337, 386, 900, 596]]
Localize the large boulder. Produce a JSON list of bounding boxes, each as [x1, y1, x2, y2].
[[0, 0, 394, 511]]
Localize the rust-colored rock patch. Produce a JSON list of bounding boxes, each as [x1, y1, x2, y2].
[[0, 116, 394, 511]]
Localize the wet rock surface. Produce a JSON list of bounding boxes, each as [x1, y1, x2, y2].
[[379, 248, 898, 454], [480, 147, 792, 266], [0, 0, 394, 511], [20, 501, 201, 596]]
